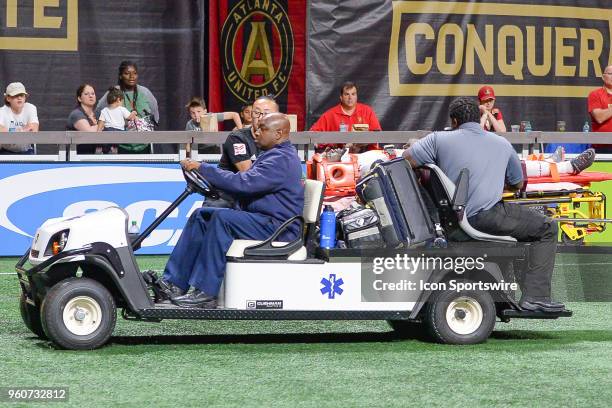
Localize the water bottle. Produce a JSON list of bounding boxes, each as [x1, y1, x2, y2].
[[128, 220, 140, 242], [583, 121, 590, 133], [320, 205, 337, 249], [339, 121, 348, 132], [524, 121, 532, 133]]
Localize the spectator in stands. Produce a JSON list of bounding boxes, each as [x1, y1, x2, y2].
[[96, 88, 137, 154], [67, 84, 99, 154], [97, 60, 159, 153], [238, 103, 253, 128], [98, 87, 137, 131], [184, 97, 242, 131], [67, 84, 98, 132], [588, 65, 612, 152], [310, 81, 381, 152], [478, 85, 506, 132], [0, 82, 38, 154], [219, 95, 278, 173]]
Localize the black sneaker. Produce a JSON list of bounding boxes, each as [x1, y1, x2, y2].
[[570, 148, 595, 174], [519, 297, 566, 313], [171, 289, 217, 309], [157, 278, 187, 300]]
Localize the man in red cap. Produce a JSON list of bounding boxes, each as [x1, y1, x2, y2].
[[478, 85, 506, 132]]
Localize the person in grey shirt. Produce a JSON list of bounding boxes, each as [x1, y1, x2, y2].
[[403, 97, 565, 313]]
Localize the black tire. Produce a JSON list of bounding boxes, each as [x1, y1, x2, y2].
[[560, 231, 585, 245], [387, 320, 427, 340], [423, 286, 496, 345], [19, 292, 47, 339], [41, 278, 116, 350]]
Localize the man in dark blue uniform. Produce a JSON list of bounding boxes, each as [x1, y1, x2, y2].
[[159, 113, 304, 308]]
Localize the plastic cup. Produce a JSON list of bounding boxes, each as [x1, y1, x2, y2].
[[511, 125, 520, 132]]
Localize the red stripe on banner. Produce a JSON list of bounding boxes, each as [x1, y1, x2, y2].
[[286, 0, 306, 130], [208, 0, 224, 113]]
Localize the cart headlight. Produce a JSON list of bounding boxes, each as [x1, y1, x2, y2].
[[45, 229, 70, 256]]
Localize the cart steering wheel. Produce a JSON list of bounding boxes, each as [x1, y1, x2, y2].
[[182, 167, 220, 199]]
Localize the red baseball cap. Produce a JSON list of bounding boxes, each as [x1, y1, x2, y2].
[[478, 86, 495, 101]]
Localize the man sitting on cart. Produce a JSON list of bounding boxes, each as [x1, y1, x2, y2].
[[157, 113, 304, 308], [402, 97, 565, 313]]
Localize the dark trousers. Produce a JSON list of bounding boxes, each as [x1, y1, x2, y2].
[[162, 208, 280, 296], [468, 202, 558, 299]]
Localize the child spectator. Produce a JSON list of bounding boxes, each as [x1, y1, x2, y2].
[[239, 103, 253, 128], [184, 97, 242, 130], [478, 85, 506, 132], [96, 88, 137, 154], [0, 82, 38, 154], [98, 87, 137, 131]]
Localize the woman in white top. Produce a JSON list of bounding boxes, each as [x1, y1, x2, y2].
[[0, 82, 38, 154]]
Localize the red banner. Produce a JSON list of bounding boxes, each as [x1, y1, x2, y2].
[[208, 0, 306, 130]]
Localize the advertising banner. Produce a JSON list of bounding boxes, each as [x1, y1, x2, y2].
[[0, 163, 204, 256], [208, 0, 306, 129], [307, 0, 612, 133], [0, 0, 205, 132]]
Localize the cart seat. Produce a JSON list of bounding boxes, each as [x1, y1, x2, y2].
[[424, 164, 517, 243], [226, 179, 325, 260]]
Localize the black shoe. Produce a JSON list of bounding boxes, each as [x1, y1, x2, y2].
[[570, 148, 595, 174], [171, 289, 217, 309], [519, 297, 566, 313], [157, 278, 187, 301]]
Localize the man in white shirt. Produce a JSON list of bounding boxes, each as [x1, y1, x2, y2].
[[0, 82, 39, 154]]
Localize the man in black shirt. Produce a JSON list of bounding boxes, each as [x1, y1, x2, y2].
[[218, 95, 279, 172]]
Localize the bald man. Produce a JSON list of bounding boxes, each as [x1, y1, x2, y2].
[[588, 65, 612, 140], [158, 113, 304, 308]]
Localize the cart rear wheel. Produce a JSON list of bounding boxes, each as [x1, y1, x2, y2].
[[19, 292, 46, 339], [41, 278, 116, 350], [423, 286, 496, 344]]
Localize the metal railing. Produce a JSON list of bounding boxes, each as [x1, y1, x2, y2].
[[0, 130, 608, 162]]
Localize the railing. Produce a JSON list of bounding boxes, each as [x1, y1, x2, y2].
[[0, 131, 608, 162]]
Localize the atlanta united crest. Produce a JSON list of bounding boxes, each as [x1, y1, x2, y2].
[[221, 0, 294, 103]]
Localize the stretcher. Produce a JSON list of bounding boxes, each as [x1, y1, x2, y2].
[[503, 171, 612, 243]]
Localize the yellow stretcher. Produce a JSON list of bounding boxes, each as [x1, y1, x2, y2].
[[503, 187, 608, 243]]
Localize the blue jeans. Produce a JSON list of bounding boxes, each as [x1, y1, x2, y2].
[[162, 208, 282, 296]]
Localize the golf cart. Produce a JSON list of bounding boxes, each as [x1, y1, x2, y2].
[[16, 162, 571, 350]]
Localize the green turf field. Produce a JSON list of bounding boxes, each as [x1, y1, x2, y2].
[[0, 255, 610, 407]]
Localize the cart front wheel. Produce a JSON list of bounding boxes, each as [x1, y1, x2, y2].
[[424, 285, 496, 344], [41, 278, 116, 350]]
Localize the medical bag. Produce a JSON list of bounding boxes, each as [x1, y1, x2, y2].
[[356, 158, 436, 248], [337, 205, 384, 249], [306, 153, 359, 197]]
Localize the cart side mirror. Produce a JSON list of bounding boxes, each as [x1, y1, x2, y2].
[[452, 168, 469, 217]]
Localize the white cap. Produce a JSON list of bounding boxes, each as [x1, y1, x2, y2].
[[5, 82, 28, 97]]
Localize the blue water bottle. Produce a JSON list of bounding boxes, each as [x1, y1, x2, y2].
[[320, 205, 336, 249]]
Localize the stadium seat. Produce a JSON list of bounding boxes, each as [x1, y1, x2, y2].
[[226, 179, 325, 260]]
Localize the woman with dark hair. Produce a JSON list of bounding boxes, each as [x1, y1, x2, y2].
[[67, 83, 101, 154], [67, 84, 98, 132], [96, 60, 159, 153]]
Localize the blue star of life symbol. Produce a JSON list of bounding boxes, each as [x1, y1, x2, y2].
[[320, 274, 344, 299]]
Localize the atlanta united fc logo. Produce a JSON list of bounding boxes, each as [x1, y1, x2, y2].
[[221, 0, 294, 103]]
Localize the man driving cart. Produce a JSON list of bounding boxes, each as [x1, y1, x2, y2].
[[157, 113, 304, 308]]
